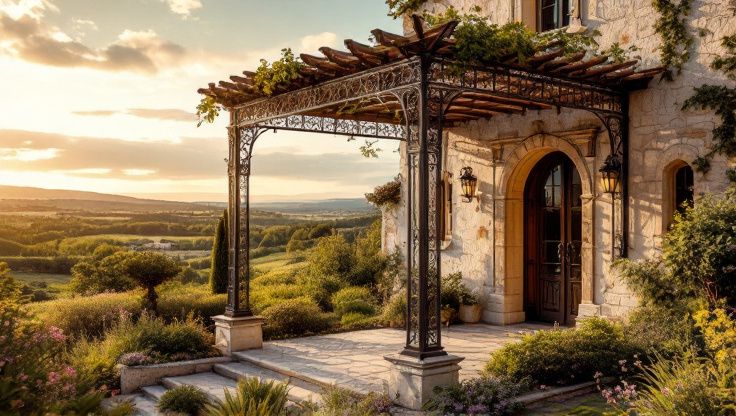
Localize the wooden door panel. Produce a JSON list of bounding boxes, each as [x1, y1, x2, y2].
[[525, 152, 583, 326]]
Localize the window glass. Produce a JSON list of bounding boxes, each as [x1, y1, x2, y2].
[[538, 0, 570, 31], [674, 165, 694, 214]]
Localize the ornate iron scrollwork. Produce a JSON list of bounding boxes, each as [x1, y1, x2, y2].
[[226, 124, 267, 317], [393, 56, 458, 359], [236, 59, 423, 125], [594, 110, 629, 259], [253, 115, 406, 140]]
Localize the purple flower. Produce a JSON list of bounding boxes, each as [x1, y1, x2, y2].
[[118, 351, 152, 366]]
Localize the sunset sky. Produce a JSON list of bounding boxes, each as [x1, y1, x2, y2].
[[0, 0, 403, 202]]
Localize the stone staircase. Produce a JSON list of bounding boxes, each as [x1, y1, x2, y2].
[[109, 355, 327, 415]]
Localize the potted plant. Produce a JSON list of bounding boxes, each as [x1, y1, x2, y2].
[[440, 272, 464, 326], [458, 288, 483, 323]]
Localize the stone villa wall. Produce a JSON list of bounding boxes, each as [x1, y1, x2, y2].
[[383, 0, 735, 323]]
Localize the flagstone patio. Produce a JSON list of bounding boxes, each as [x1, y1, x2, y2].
[[233, 322, 550, 395]]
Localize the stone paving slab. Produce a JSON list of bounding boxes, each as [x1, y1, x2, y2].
[[235, 323, 548, 396]]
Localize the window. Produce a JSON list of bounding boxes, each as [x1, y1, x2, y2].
[[519, 0, 571, 32], [440, 171, 452, 240], [674, 165, 694, 214], [663, 160, 694, 232], [538, 0, 570, 32]]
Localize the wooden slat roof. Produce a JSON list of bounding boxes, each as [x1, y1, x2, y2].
[[200, 16, 663, 125]]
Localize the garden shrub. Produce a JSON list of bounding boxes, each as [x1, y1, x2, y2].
[[206, 376, 289, 416], [623, 304, 694, 359], [176, 266, 207, 285], [251, 283, 308, 312], [423, 376, 528, 415], [307, 234, 354, 280], [339, 312, 381, 330], [261, 297, 333, 339], [317, 386, 392, 416], [252, 268, 299, 286], [380, 290, 406, 327], [28, 291, 142, 338], [299, 273, 347, 311], [348, 220, 387, 287], [619, 191, 736, 309], [70, 313, 217, 390], [31, 284, 227, 338], [331, 286, 377, 317], [485, 318, 641, 386], [158, 285, 226, 325], [158, 385, 209, 415]]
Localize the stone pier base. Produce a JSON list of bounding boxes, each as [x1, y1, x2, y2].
[[384, 353, 464, 410], [213, 315, 264, 356]]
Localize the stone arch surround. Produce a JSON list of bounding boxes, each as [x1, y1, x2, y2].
[[494, 133, 597, 324]]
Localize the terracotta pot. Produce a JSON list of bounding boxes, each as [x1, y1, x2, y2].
[[440, 307, 455, 326], [459, 304, 483, 323]]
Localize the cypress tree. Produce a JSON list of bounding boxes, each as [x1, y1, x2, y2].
[[209, 209, 229, 294]]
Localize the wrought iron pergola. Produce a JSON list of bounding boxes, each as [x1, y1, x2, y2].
[[200, 16, 662, 359]]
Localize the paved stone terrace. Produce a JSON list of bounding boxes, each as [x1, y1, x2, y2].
[[236, 323, 550, 395]]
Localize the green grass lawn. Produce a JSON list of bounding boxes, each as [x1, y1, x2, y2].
[[10, 271, 71, 285], [10, 271, 74, 297]]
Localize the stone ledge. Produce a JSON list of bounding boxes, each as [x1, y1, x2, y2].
[[119, 356, 232, 394], [514, 381, 598, 408]]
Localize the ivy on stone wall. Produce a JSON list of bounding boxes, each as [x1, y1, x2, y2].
[[385, 0, 428, 18], [682, 37, 736, 181], [652, 0, 693, 81], [712, 35, 736, 79]]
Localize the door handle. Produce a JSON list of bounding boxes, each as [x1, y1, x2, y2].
[[566, 241, 576, 265], [557, 242, 565, 263]]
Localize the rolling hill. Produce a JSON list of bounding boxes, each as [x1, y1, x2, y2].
[[0, 185, 214, 212]]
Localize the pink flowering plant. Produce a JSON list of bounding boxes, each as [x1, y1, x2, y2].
[[0, 264, 104, 414], [594, 357, 643, 411]]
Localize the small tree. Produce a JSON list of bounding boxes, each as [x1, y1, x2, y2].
[[70, 250, 136, 295], [209, 210, 228, 294], [124, 252, 180, 314]]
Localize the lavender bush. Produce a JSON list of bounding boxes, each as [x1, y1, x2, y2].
[[423, 376, 528, 415]]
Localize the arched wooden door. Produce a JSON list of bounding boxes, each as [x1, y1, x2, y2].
[[524, 152, 582, 325]]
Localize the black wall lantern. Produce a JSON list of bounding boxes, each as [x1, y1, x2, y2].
[[599, 155, 621, 194], [459, 167, 478, 202]]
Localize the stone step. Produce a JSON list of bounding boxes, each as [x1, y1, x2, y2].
[[140, 385, 167, 402], [233, 350, 379, 395], [161, 372, 238, 402], [214, 361, 323, 404], [103, 393, 160, 416]]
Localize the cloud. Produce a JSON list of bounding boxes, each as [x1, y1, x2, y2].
[[72, 108, 195, 122], [72, 110, 117, 117], [0, 129, 397, 186], [161, 0, 202, 18], [71, 18, 96, 40], [0, 1, 187, 73], [300, 32, 338, 52]]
